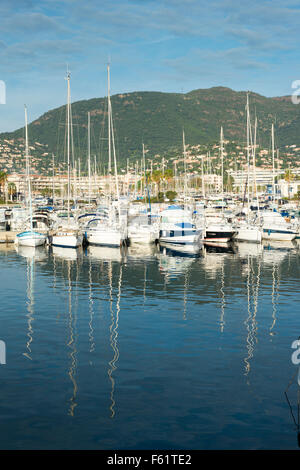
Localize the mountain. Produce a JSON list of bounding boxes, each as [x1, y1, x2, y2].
[[1, 86, 300, 168]]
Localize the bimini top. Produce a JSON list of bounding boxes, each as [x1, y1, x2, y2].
[[166, 205, 183, 210], [175, 222, 195, 228]]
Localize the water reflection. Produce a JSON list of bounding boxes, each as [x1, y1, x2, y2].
[[243, 254, 261, 378], [157, 244, 199, 280], [66, 259, 78, 417], [107, 261, 123, 419], [15, 245, 47, 360], [4, 238, 299, 449], [87, 245, 124, 262]]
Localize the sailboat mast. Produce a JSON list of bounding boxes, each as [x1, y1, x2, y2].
[[52, 153, 55, 205], [66, 70, 71, 223], [24, 105, 33, 231], [88, 111, 91, 205], [183, 129, 187, 206], [107, 63, 112, 201], [271, 123, 275, 202], [246, 93, 250, 217], [220, 126, 224, 206]]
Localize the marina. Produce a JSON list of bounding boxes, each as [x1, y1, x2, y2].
[[0, 239, 299, 449], [2, 0, 300, 454]]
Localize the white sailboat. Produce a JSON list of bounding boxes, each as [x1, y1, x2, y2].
[[52, 70, 83, 249], [260, 124, 297, 242], [85, 64, 127, 247], [204, 128, 236, 243], [234, 94, 262, 243], [15, 106, 47, 247]]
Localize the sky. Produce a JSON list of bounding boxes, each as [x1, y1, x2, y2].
[[1, 0, 300, 131]]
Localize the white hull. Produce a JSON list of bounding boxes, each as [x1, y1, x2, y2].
[[234, 227, 262, 243], [159, 232, 201, 245], [128, 230, 157, 245], [52, 233, 83, 248], [86, 228, 125, 247], [204, 237, 232, 243], [15, 231, 46, 247], [262, 229, 296, 242]]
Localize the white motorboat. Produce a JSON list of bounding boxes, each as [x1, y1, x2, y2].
[[159, 205, 202, 245], [128, 213, 159, 244], [260, 211, 297, 241]]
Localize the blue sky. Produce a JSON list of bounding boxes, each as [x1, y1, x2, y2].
[[1, 0, 300, 131]]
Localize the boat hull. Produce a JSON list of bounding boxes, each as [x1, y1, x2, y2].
[[51, 233, 83, 248], [159, 229, 202, 245], [262, 228, 296, 242], [204, 231, 235, 243], [86, 229, 125, 247], [233, 227, 262, 243], [15, 231, 46, 247]]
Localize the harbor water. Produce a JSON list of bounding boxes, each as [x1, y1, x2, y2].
[[0, 240, 299, 449]]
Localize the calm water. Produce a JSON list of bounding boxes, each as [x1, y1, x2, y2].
[[0, 240, 299, 450]]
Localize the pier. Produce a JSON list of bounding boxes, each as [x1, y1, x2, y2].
[[0, 231, 17, 243]]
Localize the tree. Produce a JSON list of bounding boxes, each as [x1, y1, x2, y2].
[[284, 169, 294, 183], [165, 190, 177, 202], [0, 171, 7, 195]]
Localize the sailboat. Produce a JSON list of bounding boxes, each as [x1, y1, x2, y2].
[[260, 124, 297, 242], [52, 70, 83, 249], [85, 64, 127, 247], [233, 93, 262, 243], [204, 127, 236, 243], [15, 106, 47, 247]]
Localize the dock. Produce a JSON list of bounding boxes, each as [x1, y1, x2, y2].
[[0, 231, 17, 243]]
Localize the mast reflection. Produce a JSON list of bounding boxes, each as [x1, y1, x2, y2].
[[107, 262, 123, 419], [242, 251, 261, 378], [66, 259, 78, 417]]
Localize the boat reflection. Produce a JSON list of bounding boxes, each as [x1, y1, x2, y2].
[[204, 241, 235, 253], [107, 261, 123, 419], [127, 243, 158, 261], [157, 244, 198, 279], [15, 244, 47, 261], [234, 241, 263, 258], [86, 245, 124, 262], [158, 242, 202, 257], [23, 256, 35, 360], [242, 254, 261, 378], [66, 259, 78, 417], [262, 240, 296, 265], [52, 245, 81, 261]]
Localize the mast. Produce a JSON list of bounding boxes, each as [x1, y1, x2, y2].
[[66, 70, 71, 223], [88, 111, 91, 205], [142, 143, 146, 201], [52, 153, 55, 205], [107, 64, 120, 218], [271, 123, 275, 202], [246, 93, 251, 218], [107, 63, 112, 202], [24, 105, 33, 231], [182, 129, 187, 206], [201, 156, 205, 199], [94, 155, 97, 196], [220, 126, 224, 207]]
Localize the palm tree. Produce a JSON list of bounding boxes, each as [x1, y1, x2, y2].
[[0, 171, 7, 196]]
